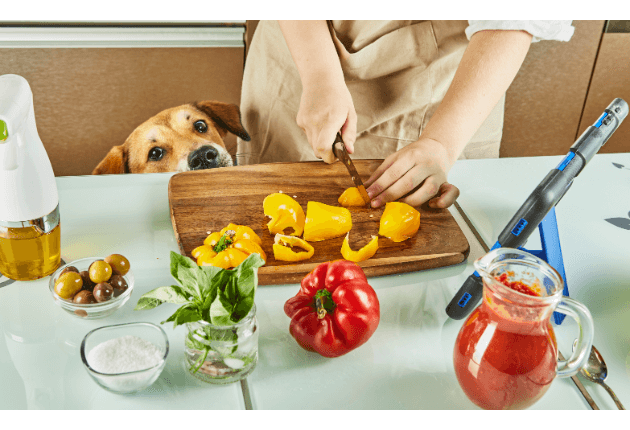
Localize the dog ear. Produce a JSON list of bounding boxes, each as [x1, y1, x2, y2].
[[194, 101, 251, 141], [92, 145, 129, 175]]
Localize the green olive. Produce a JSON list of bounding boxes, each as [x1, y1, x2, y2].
[[89, 260, 112, 284], [104, 254, 130, 276], [54, 272, 83, 299]]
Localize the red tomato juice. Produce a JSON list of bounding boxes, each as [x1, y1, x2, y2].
[[453, 275, 558, 409]]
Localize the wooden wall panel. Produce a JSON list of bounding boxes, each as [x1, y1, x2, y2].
[[501, 21, 605, 157], [0, 47, 244, 176], [578, 33, 630, 153]]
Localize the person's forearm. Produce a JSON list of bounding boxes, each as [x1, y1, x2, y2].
[[422, 30, 533, 163], [278, 20, 344, 88]]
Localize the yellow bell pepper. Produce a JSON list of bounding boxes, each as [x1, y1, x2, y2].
[[303, 201, 352, 242], [341, 234, 379, 262], [192, 223, 266, 269], [273, 234, 315, 262], [263, 193, 305, 237], [338, 187, 368, 207], [378, 202, 420, 242]]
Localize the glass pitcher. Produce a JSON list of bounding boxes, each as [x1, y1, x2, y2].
[[453, 248, 594, 410]]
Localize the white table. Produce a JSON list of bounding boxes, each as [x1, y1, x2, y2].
[[1, 153, 628, 409]]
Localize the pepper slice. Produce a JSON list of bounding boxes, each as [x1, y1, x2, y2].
[[273, 234, 315, 262], [263, 193, 305, 237], [338, 187, 367, 207], [378, 202, 420, 242], [303, 201, 352, 242], [340, 234, 379, 262], [192, 223, 266, 269]]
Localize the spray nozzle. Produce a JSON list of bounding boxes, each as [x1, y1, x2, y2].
[[0, 120, 7, 142]]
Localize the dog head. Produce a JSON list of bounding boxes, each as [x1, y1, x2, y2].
[[92, 101, 250, 174]]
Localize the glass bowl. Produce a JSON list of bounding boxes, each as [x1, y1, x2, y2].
[[80, 322, 169, 394], [49, 257, 134, 319]]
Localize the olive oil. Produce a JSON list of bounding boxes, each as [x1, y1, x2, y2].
[[0, 224, 60, 280]]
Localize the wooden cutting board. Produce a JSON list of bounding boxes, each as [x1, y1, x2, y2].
[[168, 160, 469, 285]]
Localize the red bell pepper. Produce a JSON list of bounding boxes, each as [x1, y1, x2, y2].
[[284, 260, 380, 357]]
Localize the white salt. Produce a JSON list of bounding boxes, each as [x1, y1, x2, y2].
[[87, 335, 163, 374]]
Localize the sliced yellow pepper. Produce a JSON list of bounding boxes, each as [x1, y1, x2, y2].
[[338, 187, 368, 207], [263, 193, 305, 236], [303, 201, 352, 242], [192, 223, 266, 269], [341, 234, 379, 262], [378, 202, 420, 242], [273, 234, 315, 262]]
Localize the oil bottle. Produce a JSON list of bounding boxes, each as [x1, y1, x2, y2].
[[0, 74, 60, 281]]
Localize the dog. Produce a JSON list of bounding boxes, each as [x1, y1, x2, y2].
[[92, 101, 250, 174]]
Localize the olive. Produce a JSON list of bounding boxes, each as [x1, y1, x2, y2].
[[59, 265, 79, 277], [80, 270, 95, 292], [104, 254, 130, 276], [93, 282, 114, 302], [73, 290, 97, 304], [54, 272, 83, 300], [89, 260, 112, 284], [109, 274, 128, 296]]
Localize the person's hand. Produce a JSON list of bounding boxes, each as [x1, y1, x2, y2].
[[364, 137, 460, 209], [296, 79, 357, 164]]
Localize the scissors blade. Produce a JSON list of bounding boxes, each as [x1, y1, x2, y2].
[[332, 133, 370, 206]]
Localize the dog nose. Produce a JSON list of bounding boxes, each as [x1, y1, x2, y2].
[[188, 145, 219, 170]]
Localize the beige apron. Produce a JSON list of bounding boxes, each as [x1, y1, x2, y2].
[[237, 20, 503, 165]]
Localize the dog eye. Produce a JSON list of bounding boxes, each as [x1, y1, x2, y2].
[[148, 147, 165, 161], [194, 120, 208, 133]]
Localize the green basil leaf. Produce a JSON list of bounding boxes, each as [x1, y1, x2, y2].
[[209, 292, 234, 326], [168, 251, 202, 299], [198, 264, 222, 299], [230, 253, 265, 322], [169, 251, 196, 281], [162, 305, 202, 328], [134, 285, 190, 310], [177, 265, 201, 299]]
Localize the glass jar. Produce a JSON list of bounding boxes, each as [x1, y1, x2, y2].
[[184, 304, 258, 384], [453, 248, 594, 410]]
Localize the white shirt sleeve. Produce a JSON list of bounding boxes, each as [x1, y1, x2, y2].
[[466, 20, 575, 42]]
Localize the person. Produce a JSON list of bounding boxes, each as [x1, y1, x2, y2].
[[237, 20, 574, 209]]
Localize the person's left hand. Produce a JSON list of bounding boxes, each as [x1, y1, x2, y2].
[[364, 137, 460, 209]]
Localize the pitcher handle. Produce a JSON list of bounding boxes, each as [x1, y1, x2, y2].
[[555, 297, 594, 378]]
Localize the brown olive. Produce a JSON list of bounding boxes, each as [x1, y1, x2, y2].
[[59, 265, 79, 277], [104, 254, 130, 276], [109, 274, 128, 296], [54, 272, 83, 300], [80, 270, 95, 292], [89, 260, 112, 284], [73, 290, 97, 304], [93, 282, 114, 302]]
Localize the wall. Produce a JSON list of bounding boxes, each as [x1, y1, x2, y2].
[[1, 41, 244, 176]]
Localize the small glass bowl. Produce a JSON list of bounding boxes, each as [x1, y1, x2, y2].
[[49, 257, 134, 319], [80, 322, 169, 394]]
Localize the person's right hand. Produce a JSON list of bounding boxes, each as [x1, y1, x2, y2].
[[296, 79, 357, 164]]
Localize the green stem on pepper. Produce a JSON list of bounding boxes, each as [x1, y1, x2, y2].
[[314, 289, 335, 319], [213, 230, 235, 253]]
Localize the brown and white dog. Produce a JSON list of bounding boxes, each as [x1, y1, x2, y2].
[[92, 101, 250, 174]]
